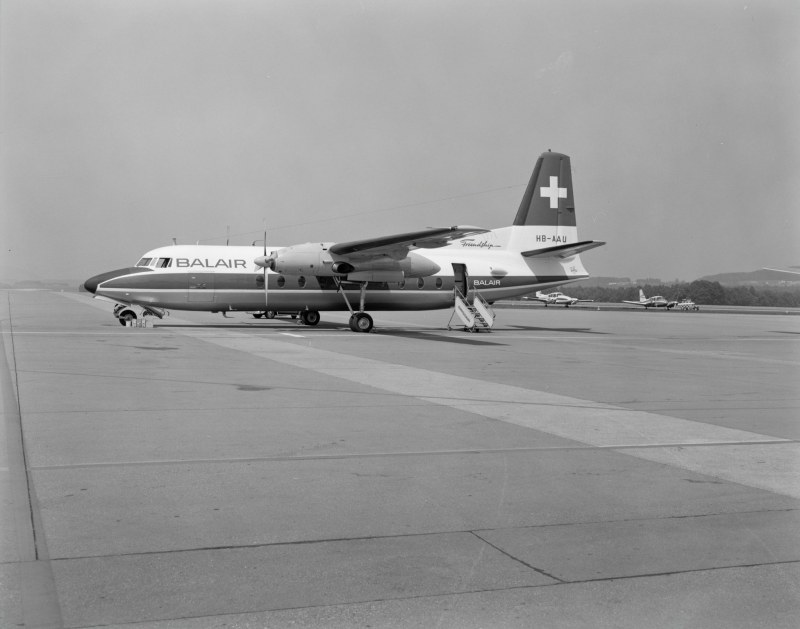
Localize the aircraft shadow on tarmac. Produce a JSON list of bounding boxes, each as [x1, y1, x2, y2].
[[151, 322, 506, 344], [505, 325, 609, 334], [152, 322, 339, 331], [373, 329, 507, 346]]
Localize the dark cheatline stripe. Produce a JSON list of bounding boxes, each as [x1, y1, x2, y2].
[[83, 267, 152, 294], [101, 272, 570, 292]]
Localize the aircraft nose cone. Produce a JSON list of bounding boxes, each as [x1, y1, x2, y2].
[[81, 267, 148, 295], [82, 274, 101, 294]]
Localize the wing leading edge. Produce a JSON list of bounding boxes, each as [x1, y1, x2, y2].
[[329, 226, 488, 258]]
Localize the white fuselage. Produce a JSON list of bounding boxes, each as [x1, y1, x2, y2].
[[91, 225, 590, 312]]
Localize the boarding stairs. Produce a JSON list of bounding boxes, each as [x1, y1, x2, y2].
[[448, 289, 495, 332]]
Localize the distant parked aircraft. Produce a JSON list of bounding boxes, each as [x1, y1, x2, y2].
[[623, 289, 676, 309], [675, 298, 699, 311], [530, 290, 593, 307]]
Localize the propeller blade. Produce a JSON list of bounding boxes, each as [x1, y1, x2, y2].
[[264, 229, 269, 317]]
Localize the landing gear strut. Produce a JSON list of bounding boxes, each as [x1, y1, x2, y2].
[[335, 278, 373, 333]]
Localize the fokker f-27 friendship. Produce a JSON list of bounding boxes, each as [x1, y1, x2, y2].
[[84, 151, 605, 332]]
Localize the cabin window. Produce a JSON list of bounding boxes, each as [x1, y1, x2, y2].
[[298, 276, 306, 288], [156, 258, 172, 268], [277, 276, 285, 288], [136, 257, 152, 267], [435, 278, 443, 289], [417, 278, 425, 289]]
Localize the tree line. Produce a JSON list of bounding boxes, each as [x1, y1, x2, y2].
[[558, 280, 800, 308]]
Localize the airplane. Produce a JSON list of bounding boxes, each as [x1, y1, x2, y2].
[[675, 298, 699, 311], [83, 150, 605, 332], [530, 290, 593, 307], [622, 289, 677, 310]]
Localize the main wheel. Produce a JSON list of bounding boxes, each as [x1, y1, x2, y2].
[[351, 312, 373, 333], [300, 310, 320, 326], [265, 311, 276, 319]]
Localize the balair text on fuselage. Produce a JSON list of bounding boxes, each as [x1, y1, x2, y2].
[[174, 258, 248, 269]]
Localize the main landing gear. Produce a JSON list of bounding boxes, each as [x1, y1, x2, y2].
[[251, 310, 319, 325], [334, 278, 374, 333], [348, 312, 373, 333]]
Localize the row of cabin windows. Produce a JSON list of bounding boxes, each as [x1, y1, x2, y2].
[[261, 276, 446, 289], [137, 257, 172, 268]]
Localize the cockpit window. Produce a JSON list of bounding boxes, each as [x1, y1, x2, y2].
[[136, 257, 152, 267], [156, 258, 172, 268]]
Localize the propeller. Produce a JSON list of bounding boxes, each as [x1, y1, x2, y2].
[[254, 232, 280, 316], [262, 231, 269, 315]]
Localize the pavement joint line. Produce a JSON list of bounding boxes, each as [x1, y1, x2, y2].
[[1, 296, 65, 627], [29, 439, 798, 470], [38, 510, 800, 562], [470, 531, 566, 583], [31, 561, 800, 628]]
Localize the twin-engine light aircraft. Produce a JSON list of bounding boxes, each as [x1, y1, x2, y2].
[[531, 290, 593, 307], [623, 289, 677, 309], [83, 151, 605, 332]]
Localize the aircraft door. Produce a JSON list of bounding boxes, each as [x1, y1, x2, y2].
[[188, 272, 215, 302], [452, 263, 469, 297]]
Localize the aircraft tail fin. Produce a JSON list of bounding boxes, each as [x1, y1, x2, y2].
[[514, 151, 576, 228], [639, 289, 646, 301]]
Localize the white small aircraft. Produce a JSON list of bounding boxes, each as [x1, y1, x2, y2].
[[623, 289, 677, 310], [675, 298, 699, 311], [84, 150, 605, 332], [531, 291, 593, 307]]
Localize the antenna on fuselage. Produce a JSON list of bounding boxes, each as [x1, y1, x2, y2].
[[171, 237, 177, 245]]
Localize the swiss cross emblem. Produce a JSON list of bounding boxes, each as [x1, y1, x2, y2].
[[540, 176, 567, 209]]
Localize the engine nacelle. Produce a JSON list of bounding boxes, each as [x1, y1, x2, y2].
[[269, 243, 331, 275], [396, 252, 441, 278]]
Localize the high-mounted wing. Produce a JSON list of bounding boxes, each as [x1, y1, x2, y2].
[[521, 240, 606, 259], [329, 226, 488, 259]]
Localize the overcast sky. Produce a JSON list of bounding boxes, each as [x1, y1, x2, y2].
[[2, 0, 798, 283]]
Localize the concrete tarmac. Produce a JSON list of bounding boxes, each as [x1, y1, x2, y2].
[[1, 290, 798, 628]]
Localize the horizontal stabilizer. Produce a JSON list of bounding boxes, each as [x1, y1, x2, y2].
[[521, 240, 605, 259]]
